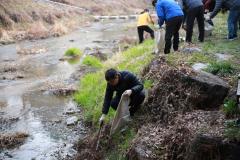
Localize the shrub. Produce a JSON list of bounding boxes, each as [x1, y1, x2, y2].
[[223, 99, 240, 118], [82, 55, 103, 68], [205, 61, 234, 76], [65, 48, 82, 57]]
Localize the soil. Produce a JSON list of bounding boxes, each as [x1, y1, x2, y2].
[[0, 132, 29, 150]]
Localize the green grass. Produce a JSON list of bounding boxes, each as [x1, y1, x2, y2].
[[166, 52, 215, 67], [64, 47, 83, 57], [82, 55, 103, 68], [205, 61, 234, 76], [106, 128, 136, 160], [144, 79, 153, 89], [223, 99, 240, 118]]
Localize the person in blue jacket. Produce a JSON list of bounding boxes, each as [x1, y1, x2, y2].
[[155, 0, 184, 54]]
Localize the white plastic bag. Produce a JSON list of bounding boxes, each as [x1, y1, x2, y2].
[[154, 28, 165, 54], [110, 94, 130, 135], [204, 21, 214, 37]]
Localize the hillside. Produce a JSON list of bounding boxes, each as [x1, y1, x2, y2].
[[0, 0, 148, 44], [51, 0, 148, 15]]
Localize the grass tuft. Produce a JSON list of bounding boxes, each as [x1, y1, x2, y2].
[[223, 99, 240, 118], [82, 55, 103, 68], [205, 61, 234, 76], [65, 47, 83, 57]]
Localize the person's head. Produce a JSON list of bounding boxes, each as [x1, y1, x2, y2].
[[144, 9, 149, 13], [152, 0, 157, 7], [105, 68, 120, 86]]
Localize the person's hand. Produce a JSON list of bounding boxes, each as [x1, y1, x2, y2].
[[123, 89, 132, 96], [99, 114, 106, 124]]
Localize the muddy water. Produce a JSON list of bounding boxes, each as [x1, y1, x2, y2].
[[0, 19, 137, 159]]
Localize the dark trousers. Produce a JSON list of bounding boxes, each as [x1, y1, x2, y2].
[[137, 25, 154, 43], [164, 16, 183, 54], [110, 91, 145, 116], [228, 9, 240, 38], [186, 6, 205, 42]]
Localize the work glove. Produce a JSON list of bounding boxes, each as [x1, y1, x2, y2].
[[99, 114, 106, 124], [123, 89, 132, 96], [204, 14, 211, 21]]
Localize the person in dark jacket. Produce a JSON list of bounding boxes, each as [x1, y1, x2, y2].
[[209, 0, 240, 40], [99, 69, 145, 123], [156, 0, 184, 54], [180, 0, 205, 43]]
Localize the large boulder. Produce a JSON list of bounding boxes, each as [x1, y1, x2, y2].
[[185, 71, 229, 109], [187, 135, 240, 160]]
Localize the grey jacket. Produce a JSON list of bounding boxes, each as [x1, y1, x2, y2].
[[179, 0, 203, 10], [210, 0, 240, 19]]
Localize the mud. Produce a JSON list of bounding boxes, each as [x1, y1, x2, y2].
[[74, 124, 112, 160], [0, 132, 29, 150]]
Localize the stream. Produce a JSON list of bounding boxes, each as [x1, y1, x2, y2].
[[0, 19, 136, 160]]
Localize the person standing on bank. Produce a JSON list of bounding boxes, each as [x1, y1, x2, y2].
[[208, 0, 240, 40], [137, 9, 155, 43], [179, 0, 205, 43], [99, 69, 145, 123], [155, 0, 184, 54]]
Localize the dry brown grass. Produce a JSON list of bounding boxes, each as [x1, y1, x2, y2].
[[0, 0, 147, 43], [27, 22, 49, 40], [0, 12, 13, 29], [49, 0, 147, 15], [50, 22, 68, 37], [0, 29, 14, 44]]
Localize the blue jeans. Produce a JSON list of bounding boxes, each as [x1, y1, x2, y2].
[[228, 9, 240, 38]]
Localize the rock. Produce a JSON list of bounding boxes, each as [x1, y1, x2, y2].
[[215, 53, 233, 61], [64, 101, 80, 114], [127, 145, 152, 160], [66, 116, 78, 126], [16, 47, 47, 55], [65, 108, 80, 114], [192, 63, 208, 71], [4, 152, 13, 158], [84, 47, 107, 61], [51, 118, 62, 123], [181, 47, 202, 54], [187, 135, 240, 160], [185, 71, 229, 109]]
